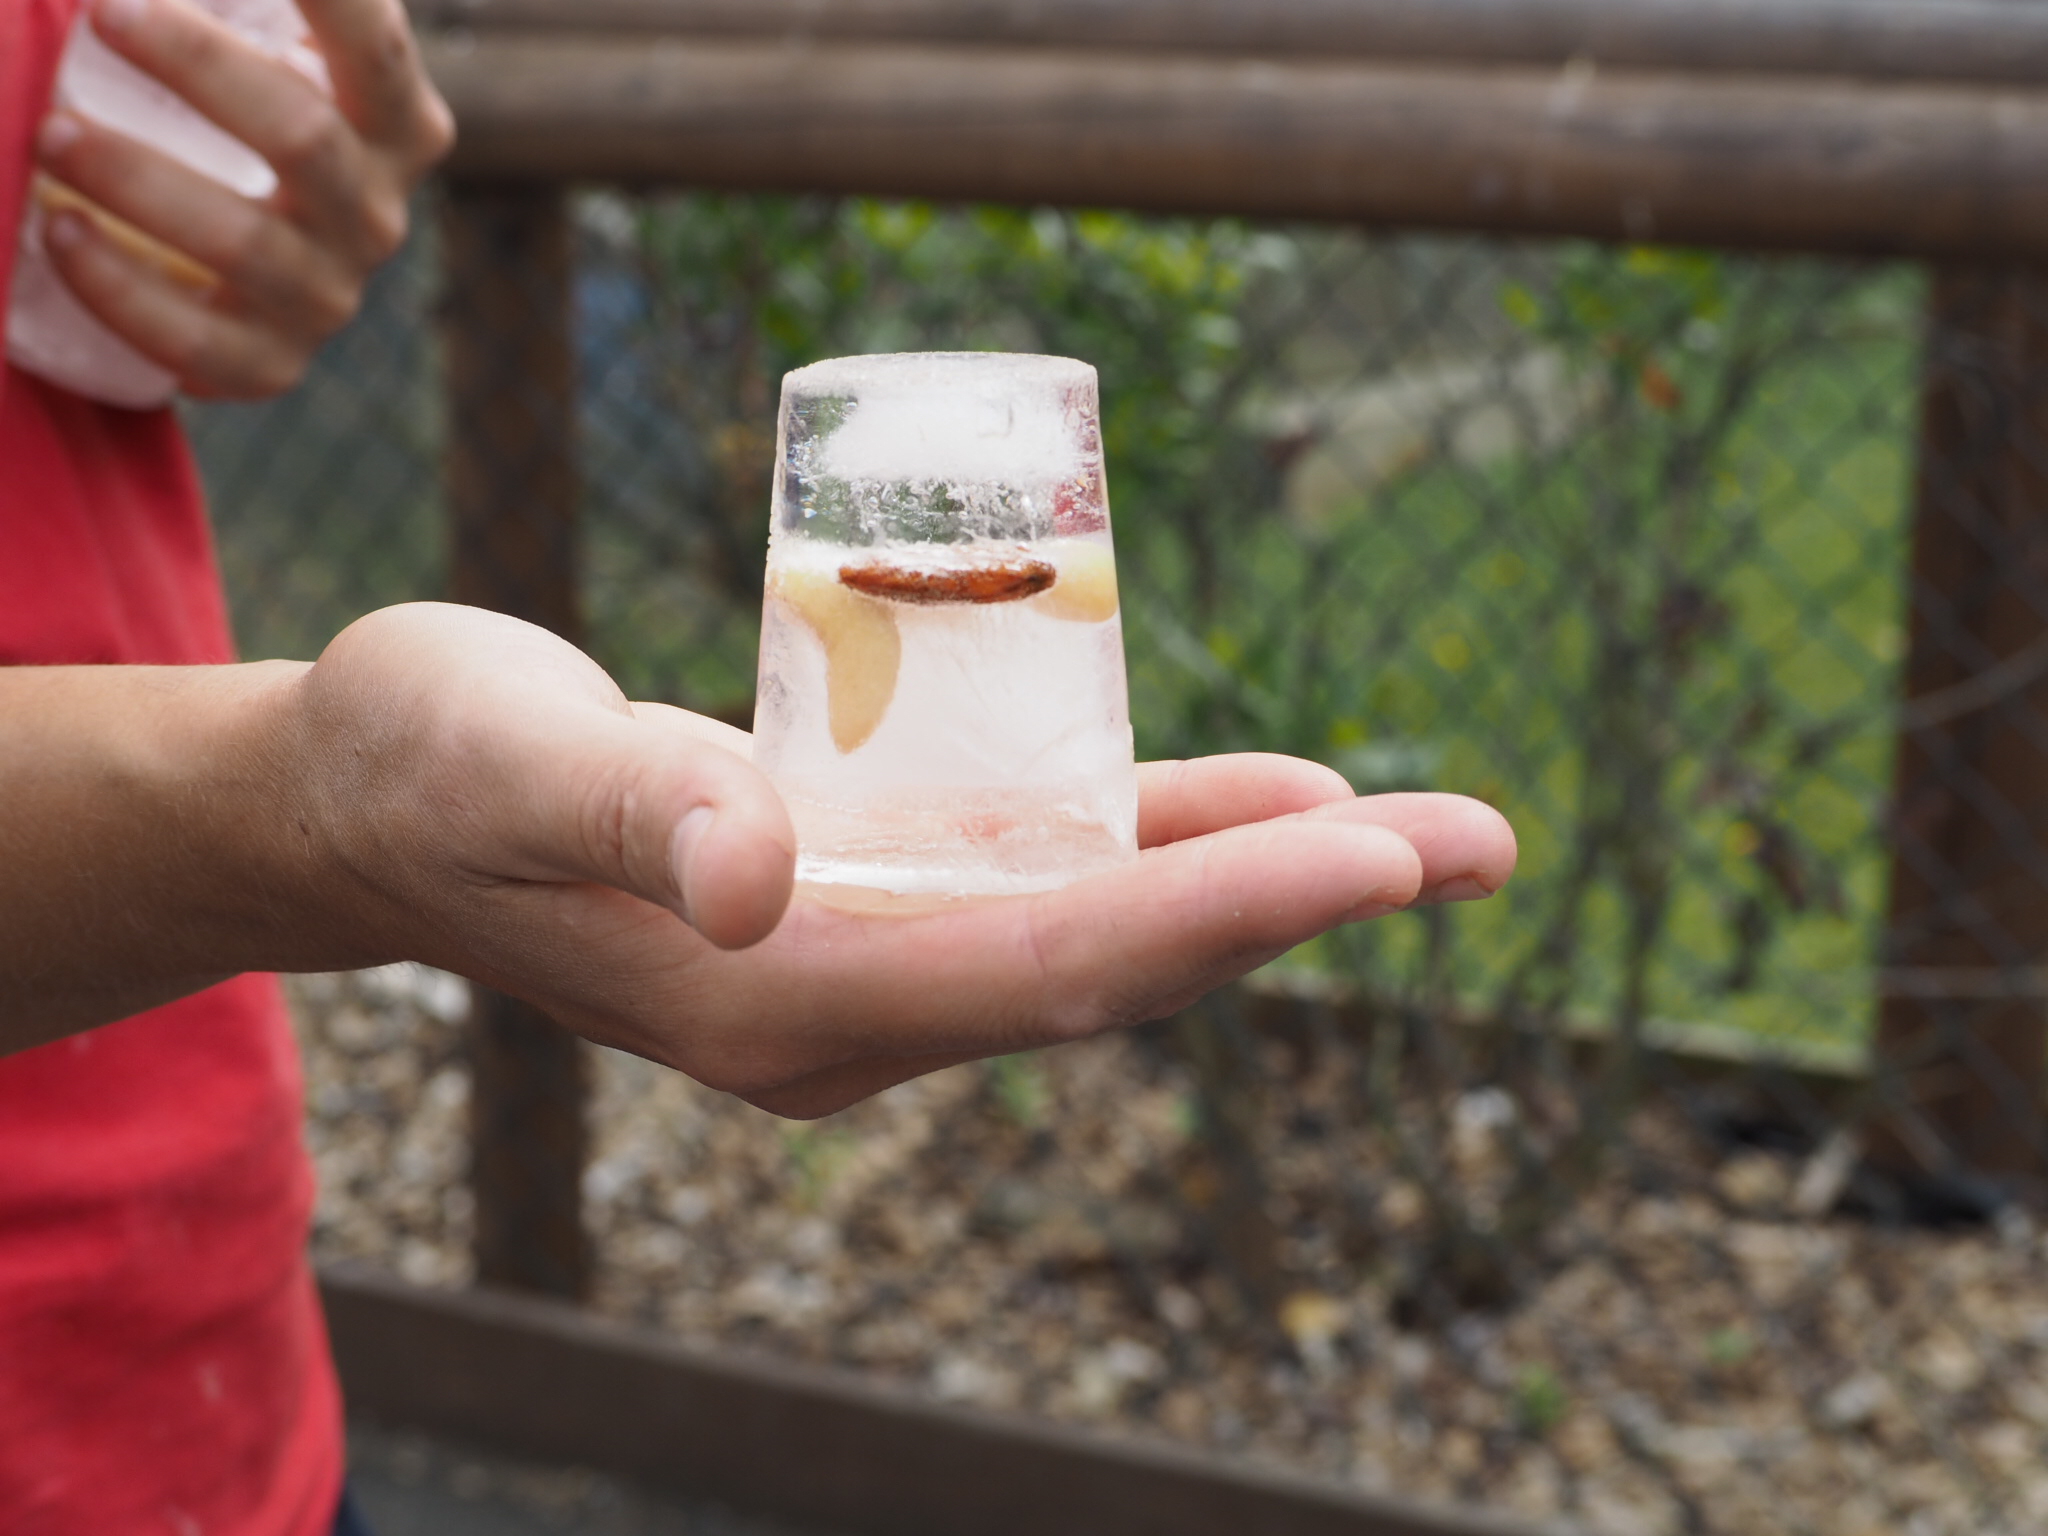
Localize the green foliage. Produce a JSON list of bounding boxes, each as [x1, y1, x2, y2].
[[986, 1053, 1053, 1130], [780, 1123, 858, 1208], [584, 198, 1921, 1062], [1511, 1363, 1569, 1436], [1706, 1326, 1756, 1367], [584, 193, 1268, 719]]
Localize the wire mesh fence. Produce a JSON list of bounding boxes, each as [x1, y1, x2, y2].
[[188, 188, 2048, 1536]]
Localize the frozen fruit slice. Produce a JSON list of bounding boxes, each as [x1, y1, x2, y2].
[[838, 555, 1056, 605], [1036, 543, 1120, 623], [771, 566, 901, 753]]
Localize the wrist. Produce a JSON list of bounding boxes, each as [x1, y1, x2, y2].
[[193, 656, 380, 970], [109, 656, 389, 976], [0, 657, 399, 1046]]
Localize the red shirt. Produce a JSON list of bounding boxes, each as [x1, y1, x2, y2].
[[0, 3, 343, 1531]]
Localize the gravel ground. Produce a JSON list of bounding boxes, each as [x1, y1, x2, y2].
[[298, 968, 2048, 1536]]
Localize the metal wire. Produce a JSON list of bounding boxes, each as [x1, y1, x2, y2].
[[189, 188, 2048, 1536]]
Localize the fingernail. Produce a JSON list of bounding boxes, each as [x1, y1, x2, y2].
[[671, 805, 718, 923], [95, 0, 148, 35], [37, 113, 82, 159], [45, 210, 87, 252], [1417, 876, 1498, 905]]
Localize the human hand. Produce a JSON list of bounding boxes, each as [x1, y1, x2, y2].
[[279, 605, 1516, 1118], [32, 0, 453, 398]]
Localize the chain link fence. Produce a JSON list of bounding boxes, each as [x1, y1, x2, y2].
[[187, 188, 2048, 1536]]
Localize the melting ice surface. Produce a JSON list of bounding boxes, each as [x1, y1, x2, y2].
[[783, 353, 1096, 530]]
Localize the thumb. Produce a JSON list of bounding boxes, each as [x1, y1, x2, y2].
[[500, 706, 797, 950]]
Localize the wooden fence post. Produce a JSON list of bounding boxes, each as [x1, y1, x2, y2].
[[440, 180, 592, 1298], [1876, 262, 2048, 1202]]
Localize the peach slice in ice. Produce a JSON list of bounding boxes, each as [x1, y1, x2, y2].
[[1035, 543, 1120, 623], [770, 566, 902, 753]]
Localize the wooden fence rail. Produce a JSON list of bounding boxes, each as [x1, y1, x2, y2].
[[422, 36, 2048, 262], [325, 1262, 1565, 1536], [408, 0, 2048, 87]]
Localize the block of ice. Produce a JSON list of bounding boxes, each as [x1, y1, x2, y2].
[[756, 352, 1137, 895]]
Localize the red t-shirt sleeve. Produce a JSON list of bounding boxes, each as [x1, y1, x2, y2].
[[0, 3, 343, 1532]]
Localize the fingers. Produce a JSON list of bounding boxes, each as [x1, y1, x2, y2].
[[693, 815, 1425, 1088], [445, 702, 795, 954], [1304, 792, 1519, 904], [615, 708, 782, 943], [38, 209, 311, 398], [88, 0, 405, 261], [31, 168, 213, 286], [1135, 753, 1354, 848], [292, 0, 454, 161], [497, 710, 796, 951], [88, 0, 313, 152], [666, 760, 799, 950], [724, 791, 1512, 1103], [38, 111, 354, 334], [1036, 818, 1424, 1023], [713, 792, 1512, 1113], [54, 0, 453, 399], [1135, 758, 1515, 904]]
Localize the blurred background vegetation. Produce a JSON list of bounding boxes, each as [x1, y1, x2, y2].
[[188, 195, 1918, 1076]]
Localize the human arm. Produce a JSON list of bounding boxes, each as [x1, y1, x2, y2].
[[31, 0, 452, 397], [0, 604, 1515, 1115]]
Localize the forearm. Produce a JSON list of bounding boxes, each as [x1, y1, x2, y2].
[[0, 660, 378, 1050]]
